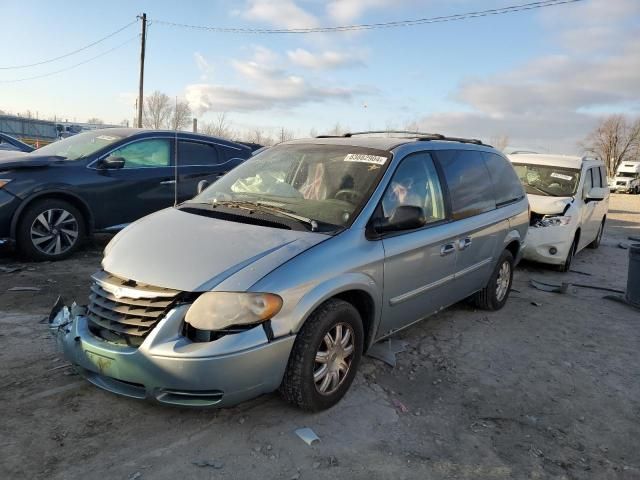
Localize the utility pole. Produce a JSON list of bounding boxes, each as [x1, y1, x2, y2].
[[137, 13, 147, 128]]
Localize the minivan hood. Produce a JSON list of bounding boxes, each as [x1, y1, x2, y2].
[[102, 207, 327, 292], [527, 194, 573, 215]]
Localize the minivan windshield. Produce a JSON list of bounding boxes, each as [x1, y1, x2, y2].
[[512, 163, 580, 197], [34, 130, 124, 161], [193, 143, 392, 229]]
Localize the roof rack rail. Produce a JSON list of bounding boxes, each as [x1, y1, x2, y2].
[[315, 130, 486, 146]]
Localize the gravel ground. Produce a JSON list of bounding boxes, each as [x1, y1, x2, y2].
[[0, 194, 638, 480]]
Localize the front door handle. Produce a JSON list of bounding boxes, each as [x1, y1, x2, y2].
[[440, 243, 456, 256], [160, 180, 176, 185], [458, 237, 472, 250]]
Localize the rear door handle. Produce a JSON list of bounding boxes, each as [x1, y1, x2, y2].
[[440, 243, 456, 256], [458, 237, 472, 250], [160, 180, 176, 185]]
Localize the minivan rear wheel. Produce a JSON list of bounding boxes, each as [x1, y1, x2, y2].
[[473, 250, 514, 311], [280, 298, 363, 411]]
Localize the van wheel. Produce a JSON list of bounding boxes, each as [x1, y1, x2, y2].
[[280, 299, 363, 411], [559, 236, 578, 272], [588, 219, 605, 249], [473, 250, 514, 311], [17, 199, 85, 261]]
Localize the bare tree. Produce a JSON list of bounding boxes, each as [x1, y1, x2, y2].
[[582, 115, 640, 176], [277, 127, 294, 143], [327, 122, 347, 136], [143, 91, 172, 129], [200, 113, 233, 139], [490, 135, 510, 152], [119, 119, 130, 127], [87, 117, 104, 125], [169, 100, 192, 131], [308, 127, 318, 138]]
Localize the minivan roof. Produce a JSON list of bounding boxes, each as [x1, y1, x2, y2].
[[508, 153, 602, 170]]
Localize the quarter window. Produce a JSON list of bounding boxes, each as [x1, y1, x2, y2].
[[583, 167, 593, 197], [178, 141, 221, 165], [381, 152, 445, 224], [110, 139, 170, 168], [436, 150, 496, 220], [482, 152, 525, 206]]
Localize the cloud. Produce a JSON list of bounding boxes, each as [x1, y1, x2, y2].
[[185, 47, 356, 114], [287, 48, 365, 69], [326, 0, 399, 23], [411, 0, 640, 153], [194, 52, 213, 80], [242, 0, 319, 29]]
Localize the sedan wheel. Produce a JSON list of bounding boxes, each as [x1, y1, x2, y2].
[[30, 208, 79, 256]]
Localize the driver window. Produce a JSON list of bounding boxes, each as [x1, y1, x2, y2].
[[382, 152, 445, 224], [109, 139, 170, 168]]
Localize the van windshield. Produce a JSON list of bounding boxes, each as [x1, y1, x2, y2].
[[193, 143, 391, 228], [617, 172, 635, 178], [512, 163, 580, 197]]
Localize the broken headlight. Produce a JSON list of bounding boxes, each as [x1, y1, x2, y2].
[[533, 215, 571, 228], [184, 292, 283, 331]]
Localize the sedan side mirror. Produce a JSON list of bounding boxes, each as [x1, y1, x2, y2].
[[585, 186, 607, 202], [373, 205, 426, 233], [197, 180, 210, 195], [99, 156, 125, 170]]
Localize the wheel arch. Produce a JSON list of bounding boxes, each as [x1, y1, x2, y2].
[[10, 190, 94, 239]]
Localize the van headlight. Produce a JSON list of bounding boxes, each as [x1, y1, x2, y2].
[[533, 215, 571, 228], [185, 292, 283, 331]]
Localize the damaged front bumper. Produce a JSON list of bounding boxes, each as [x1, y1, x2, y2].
[[49, 301, 295, 407], [522, 224, 573, 265]]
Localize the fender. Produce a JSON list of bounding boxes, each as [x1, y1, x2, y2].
[[9, 188, 95, 239], [271, 272, 382, 349]]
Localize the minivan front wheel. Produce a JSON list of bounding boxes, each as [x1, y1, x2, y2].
[[280, 298, 363, 411], [17, 199, 85, 261], [473, 250, 514, 311]]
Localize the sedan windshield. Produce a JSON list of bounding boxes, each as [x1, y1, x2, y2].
[[512, 163, 580, 197], [193, 143, 392, 229], [33, 130, 124, 161]]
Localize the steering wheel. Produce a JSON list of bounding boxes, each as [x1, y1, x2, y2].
[[334, 189, 362, 204]]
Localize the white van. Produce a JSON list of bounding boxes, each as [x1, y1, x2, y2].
[[508, 154, 609, 271], [609, 161, 640, 194]]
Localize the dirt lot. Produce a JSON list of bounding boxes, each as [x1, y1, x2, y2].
[[1, 194, 639, 480]]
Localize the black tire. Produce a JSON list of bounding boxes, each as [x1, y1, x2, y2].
[[473, 250, 514, 311], [588, 219, 605, 249], [17, 199, 85, 261], [559, 235, 578, 272], [280, 298, 364, 411]]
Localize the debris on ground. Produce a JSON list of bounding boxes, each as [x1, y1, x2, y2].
[[629, 236, 640, 242], [619, 242, 629, 249], [530, 279, 569, 293], [192, 460, 224, 469], [392, 398, 409, 414], [0, 266, 22, 274], [570, 269, 592, 276], [7, 286, 41, 292], [295, 427, 320, 446], [530, 301, 542, 307], [366, 339, 408, 367], [127, 473, 142, 480]]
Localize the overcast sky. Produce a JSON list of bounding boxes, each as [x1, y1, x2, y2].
[[1, 0, 638, 153]]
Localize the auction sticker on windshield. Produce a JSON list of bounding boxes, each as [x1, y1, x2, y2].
[[344, 153, 387, 165], [550, 172, 573, 181]]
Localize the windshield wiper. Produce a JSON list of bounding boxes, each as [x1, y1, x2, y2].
[[211, 200, 320, 232], [525, 184, 552, 196]]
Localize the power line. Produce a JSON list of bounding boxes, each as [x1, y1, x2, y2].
[[0, 34, 140, 83], [0, 19, 138, 70], [151, 0, 583, 34]]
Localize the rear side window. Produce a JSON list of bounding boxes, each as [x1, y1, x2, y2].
[[178, 141, 221, 165], [482, 152, 525, 206], [435, 149, 496, 220], [600, 166, 607, 185]]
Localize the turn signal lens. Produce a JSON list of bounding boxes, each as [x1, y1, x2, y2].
[[0, 179, 12, 189]]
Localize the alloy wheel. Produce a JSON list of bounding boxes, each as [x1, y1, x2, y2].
[[30, 208, 79, 256], [313, 322, 355, 395], [495, 260, 511, 302]]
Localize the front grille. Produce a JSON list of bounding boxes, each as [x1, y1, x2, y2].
[[87, 270, 180, 346]]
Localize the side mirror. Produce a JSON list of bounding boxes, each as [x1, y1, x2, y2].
[[585, 186, 607, 202], [373, 205, 426, 233], [197, 180, 210, 195], [98, 156, 125, 170]]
